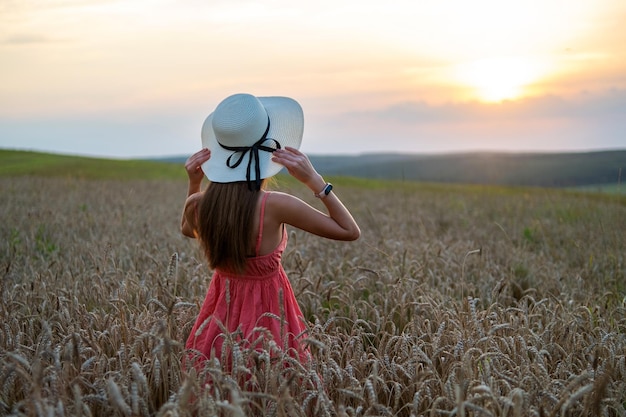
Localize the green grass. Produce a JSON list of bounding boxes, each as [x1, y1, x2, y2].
[[0, 150, 187, 180]]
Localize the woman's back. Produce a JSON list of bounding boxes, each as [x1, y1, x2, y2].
[[252, 191, 285, 257], [185, 190, 307, 367]]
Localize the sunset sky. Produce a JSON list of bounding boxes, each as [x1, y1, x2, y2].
[[1, 0, 625, 158]]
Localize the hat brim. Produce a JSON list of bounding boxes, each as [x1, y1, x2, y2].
[[200, 96, 303, 183]]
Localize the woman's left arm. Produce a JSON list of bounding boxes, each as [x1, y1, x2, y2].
[[181, 148, 211, 238], [181, 193, 202, 238]]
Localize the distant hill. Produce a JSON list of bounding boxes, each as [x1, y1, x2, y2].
[[2, 149, 624, 190], [309, 150, 626, 187], [156, 150, 625, 188]]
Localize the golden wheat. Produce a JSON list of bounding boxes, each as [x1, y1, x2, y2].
[[1, 177, 625, 416]]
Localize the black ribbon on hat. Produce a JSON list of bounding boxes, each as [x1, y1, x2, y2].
[[218, 118, 281, 190]]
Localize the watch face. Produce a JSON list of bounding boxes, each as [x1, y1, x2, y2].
[[325, 184, 333, 195]]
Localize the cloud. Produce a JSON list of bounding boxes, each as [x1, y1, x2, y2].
[[2, 34, 53, 45], [337, 89, 626, 124], [304, 90, 626, 154]]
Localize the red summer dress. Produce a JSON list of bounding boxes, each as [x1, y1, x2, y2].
[[185, 192, 310, 370]]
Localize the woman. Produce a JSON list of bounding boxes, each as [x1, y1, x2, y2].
[[181, 93, 360, 370]]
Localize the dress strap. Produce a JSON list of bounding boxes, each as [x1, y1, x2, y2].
[[255, 192, 271, 256]]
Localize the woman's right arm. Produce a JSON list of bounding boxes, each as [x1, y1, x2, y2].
[[270, 147, 360, 241], [268, 191, 360, 241]]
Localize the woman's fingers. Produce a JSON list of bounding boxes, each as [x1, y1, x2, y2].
[[186, 149, 210, 167], [282, 146, 301, 154], [185, 148, 211, 179], [272, 148, 318, 184], [193, 148, 211, 163], [273, 148, 306, 164], [272, 149, 302, 169]]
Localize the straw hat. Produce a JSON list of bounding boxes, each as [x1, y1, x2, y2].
[[201, 93, 303, 188]]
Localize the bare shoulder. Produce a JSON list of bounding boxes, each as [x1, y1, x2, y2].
[[265, 191, 309, 214], [186, 191, 204, 204], [184, 192, 203, 217], [265, 190, 300, 205], [182, 191, 204, 238], [264, 191, 309, 221]]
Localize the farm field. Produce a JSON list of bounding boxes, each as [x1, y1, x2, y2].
[[1, 173, 625, 416]]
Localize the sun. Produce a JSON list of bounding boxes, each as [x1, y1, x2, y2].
[[455, 57, 544, 102]]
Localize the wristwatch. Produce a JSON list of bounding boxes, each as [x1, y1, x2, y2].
[[315, 183, 333, 198]]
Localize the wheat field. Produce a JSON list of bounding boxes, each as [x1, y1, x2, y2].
[[1, 176, 625, 416]]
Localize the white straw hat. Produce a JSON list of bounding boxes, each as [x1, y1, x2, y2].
[[200, 93, 304, 188]]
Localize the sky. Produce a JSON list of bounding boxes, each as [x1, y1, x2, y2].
[[1, 0, 625, 158]]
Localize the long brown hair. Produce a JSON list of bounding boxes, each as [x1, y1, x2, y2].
[[197, 181, 264, 274]]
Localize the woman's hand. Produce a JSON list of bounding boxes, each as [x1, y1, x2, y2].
[[272, 147, 325, 191], [185, 148, 211, 183], [185, 148, 211, 196]]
